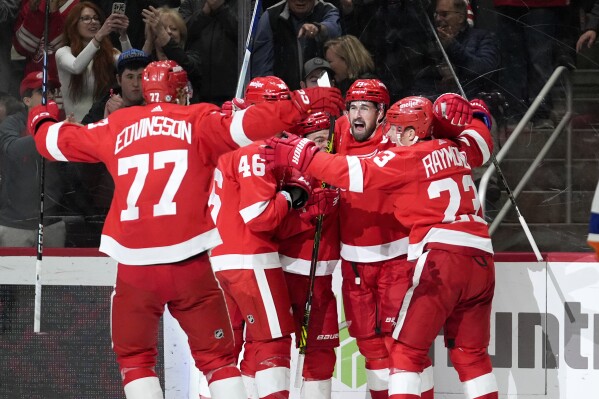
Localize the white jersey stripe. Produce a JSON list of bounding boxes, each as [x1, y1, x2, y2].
[[279, 255, 338, 276], [209, 252, 281, 271], [230, 108, 253, 147], [461, 129, 491, 164], [393, 251, 427, 340], [46, 121, 68, 161], [239, 199, 270, 223], [254, 268, 283, 338], [100, 228, 222, 265], [408, 227, 493, 260], [340, 236, 409, 263], [346, 156, 364, 193]]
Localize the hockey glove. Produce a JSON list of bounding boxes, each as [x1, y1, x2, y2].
[[290, 87, 345, 117], [260, 134, 319, 174], [300, 187, 340, 223], [221, 98, 248, 116], [28, 101, 60, 135], [432, 93, 473, 138], [281, 169, 312, 209], [470, 98, 492, 130]]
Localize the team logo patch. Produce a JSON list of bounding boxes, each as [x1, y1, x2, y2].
[[214, 329, 224, 339], [247, 315, 255, 324]]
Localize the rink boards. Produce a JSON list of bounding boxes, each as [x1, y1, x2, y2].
[[2, 250, 598, 398]]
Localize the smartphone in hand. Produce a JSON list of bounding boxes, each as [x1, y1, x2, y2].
[[112, 2, 126, 14]]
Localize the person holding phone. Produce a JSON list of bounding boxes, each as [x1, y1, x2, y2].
[[55, 1, 132, 121]]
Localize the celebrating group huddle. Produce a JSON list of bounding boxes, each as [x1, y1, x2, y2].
[[27, 60, 497, 399]]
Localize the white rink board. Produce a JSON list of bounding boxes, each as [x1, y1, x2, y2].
[[164, 257, 599, 399]]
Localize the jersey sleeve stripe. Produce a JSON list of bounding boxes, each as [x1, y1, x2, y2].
[[461, 129, 490, 164], [230, 109, 253, 147], [46, 121, 69, 162], [347, 156, 364, 193], [239, 199, 270, 223]]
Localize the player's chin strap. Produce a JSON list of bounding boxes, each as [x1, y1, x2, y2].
[[418, 0, 542, 261]]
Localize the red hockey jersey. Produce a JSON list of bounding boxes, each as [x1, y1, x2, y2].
[[209, 143, 290, 271], [275, 196, 341, 277], [34, 101, 308, 265], [307, 120, 494, 260], [334, 115, 409, 262]]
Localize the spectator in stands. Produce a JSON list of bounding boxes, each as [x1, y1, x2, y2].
[[0, 72, 66, 247], [142, 6, 202, 103], [301, 56, 336, 88], [577, 0, 599, 52], [185, 0, 238, 104], [13, 0, 80, 80], [178, 0, 201, 21], [323, 34, 376, 96], [90, 0, 181, 49], [0, 0, 20, 96], [56, 1, 132, 122], [251, 0, 342, 90], [0, 94, 25, 124], [411, 0, 500, 100], [494, 0, 568, 129]]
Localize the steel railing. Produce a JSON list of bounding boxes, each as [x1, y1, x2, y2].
[[479, 65, 573, 235]]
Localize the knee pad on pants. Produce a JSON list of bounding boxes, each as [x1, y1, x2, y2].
[[449, 347, 493, 382], [388, 341, 429, 372], [303, 348, 336, 380]]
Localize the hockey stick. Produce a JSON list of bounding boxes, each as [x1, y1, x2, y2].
[[34, 0, 51, 333], [420, 8, 543, 261], [235, 0, 262, 99], [295, 73, 335, 389]]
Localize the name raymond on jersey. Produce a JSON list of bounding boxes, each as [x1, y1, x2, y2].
[[114, 116, 192, 154], [422, 145, 471, 178]]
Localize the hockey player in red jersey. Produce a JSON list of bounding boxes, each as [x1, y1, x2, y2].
[[260, 93, 499, 399], [275, 112, 341, 399], [27, 61, 345, 399], [333, 79, 434, 399], [208, 76, 315, 399]]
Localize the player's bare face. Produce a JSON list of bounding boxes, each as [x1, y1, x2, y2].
[[348, 101, 378, 142], [305, 129, 330, 150]]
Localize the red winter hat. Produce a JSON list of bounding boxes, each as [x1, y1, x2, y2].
[[19, 71, 60, 98]]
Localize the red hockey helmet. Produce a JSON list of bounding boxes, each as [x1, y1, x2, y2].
[[345, 79, 390, 110], [387, 96, 434, 139], [244, 76, 291, 104], [142, 60, 188, 104], [291, 112, 330, 136]]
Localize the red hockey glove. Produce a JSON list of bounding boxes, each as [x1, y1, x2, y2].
[[433, 93, 472, 126], [290, 87, 345, 117], [281, 169, 312, 209], [300, 187, 340, 223], [470, 98, 492, 130], [432, 93, 473, 138], [221, 98, 248, 116], [28, 101, 60, 135], [260, 134, 319, 173]]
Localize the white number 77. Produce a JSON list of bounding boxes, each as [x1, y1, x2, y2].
[[118, 149, 188, 221]]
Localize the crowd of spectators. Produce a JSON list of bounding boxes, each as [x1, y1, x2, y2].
[[0, 0, 598, 247]]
